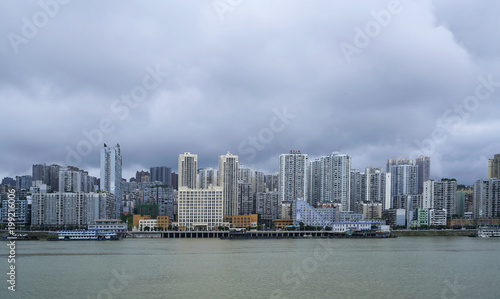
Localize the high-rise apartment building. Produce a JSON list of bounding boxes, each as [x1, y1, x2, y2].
[[473, 178, 500, 218], [178, 152, 197, 189], [390, 164, 418, 198], [238, 182, 253, 216], [422, 179, 457, 217], [32, 163, 61, 191], [331, 153, 351, 211], [488, 154, 500, 179], [150, 166, 172, 185], [15, 175, 32, 190], [308, 159, 322, 206], [350, 169, 364, 213], [219, 152, 239, 217], [59, 167, 96, 193], [100, 143, 122, 218], [415, 156, 431, 194], [386, 158, 413, 173], [364, 167, 391, 211], [31, 191, 115, 227], [307, 152, 352, 210], [278, 150, 308, 204]]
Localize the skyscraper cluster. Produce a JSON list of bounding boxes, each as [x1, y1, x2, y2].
[[2, 144, 500, 230]]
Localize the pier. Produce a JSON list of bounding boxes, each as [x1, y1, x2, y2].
[[128, 230, 395, 239]]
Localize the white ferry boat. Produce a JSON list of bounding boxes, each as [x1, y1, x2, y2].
[[48, 230, 120, 241], [478, 227, 500, 238]]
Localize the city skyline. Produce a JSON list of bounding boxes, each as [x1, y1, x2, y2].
[[3, 149, 500, 187], [1, 1, 500, 185]]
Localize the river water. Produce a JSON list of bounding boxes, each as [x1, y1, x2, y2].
[[1, 237, 499, 298]]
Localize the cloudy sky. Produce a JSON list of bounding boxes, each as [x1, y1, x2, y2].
[[1, 0, 499, 184]]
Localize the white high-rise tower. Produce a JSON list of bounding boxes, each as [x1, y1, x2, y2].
[[100, 143, 122, 218]]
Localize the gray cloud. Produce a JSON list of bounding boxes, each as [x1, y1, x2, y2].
[[1, 0, 499, 184]]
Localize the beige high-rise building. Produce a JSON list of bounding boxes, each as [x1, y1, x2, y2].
[[178, 152, 198, 189], [488, 154, 500, 179], [218, 152, 239, 217]]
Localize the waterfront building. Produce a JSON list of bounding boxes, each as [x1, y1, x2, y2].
[[100, 144, 122, 218], [219, 152, 239, 217], [156, 216, 170, 230], [292, 200, 337, 228], [273, 219, 293, 229], [88, 219, 127, 233], [1, 198, 29, 226], [138, 218, 157, 231], [224, 214, 258, 228], [279, 150, 308, 204], [31, 192, 115, 227], [429, 209, 447, 226], [414, 208, 429, 227], [132, 214, 151, 227], [178, 152, 198, 189], [177, 185, 224, 231]]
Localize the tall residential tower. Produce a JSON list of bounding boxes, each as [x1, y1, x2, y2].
[[100, 143, 122, 218]]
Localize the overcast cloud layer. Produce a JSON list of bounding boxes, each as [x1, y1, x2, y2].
[[1, 0, 499, 184]]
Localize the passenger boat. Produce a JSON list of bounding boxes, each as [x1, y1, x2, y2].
[[48, 230, 121, 241], [477, 227, 500, 238]]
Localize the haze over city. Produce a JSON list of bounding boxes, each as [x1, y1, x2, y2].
[[1, 0, 499, 184]]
